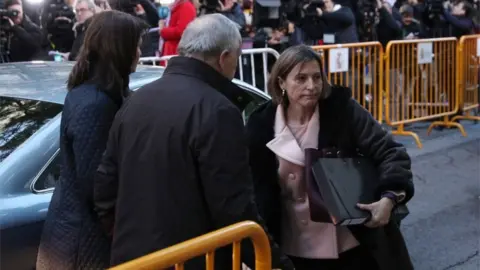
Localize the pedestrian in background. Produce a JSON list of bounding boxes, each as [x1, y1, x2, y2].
[[157, 0, 196, 62], [68, 0, 98, 61], [36, 11, 148, 270]]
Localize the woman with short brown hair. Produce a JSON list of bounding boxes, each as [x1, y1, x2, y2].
[[247, 45, 414, 270], [37, 11, 148, 270]]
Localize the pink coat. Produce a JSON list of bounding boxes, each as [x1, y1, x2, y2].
[[266, 105, 359, 259]]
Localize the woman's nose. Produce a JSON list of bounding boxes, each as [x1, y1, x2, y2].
[[305, 77, 315, 90]]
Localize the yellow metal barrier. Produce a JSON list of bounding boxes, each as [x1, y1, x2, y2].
[[384, 38, 465, 148], [109, 221, 271, 270], [311, 42, 384, 123], [452, 35, 480, 123]]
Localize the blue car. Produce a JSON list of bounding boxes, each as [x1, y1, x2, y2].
[[0, 61, 269, 270]]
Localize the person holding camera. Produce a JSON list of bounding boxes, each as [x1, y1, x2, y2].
[[2, 0, 42, 62], [442, 0, 476, 38], [289, 0, 327, 45], [376, 0, 403, 46], [40, 0, 76, 53], [316, 0, 358, 44]]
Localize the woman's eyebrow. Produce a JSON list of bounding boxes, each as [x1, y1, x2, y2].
[[296, 72, 322, 76]]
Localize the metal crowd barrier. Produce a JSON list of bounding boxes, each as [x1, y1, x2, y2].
[[452, 34, 480, 123], [109, 221, 271, 270], [311, 42, 384, 123], [236, 48, 280, 92], [136, 37, 478, 149], [138, 48, 280, 91], [138, 55, 176, 66], [384, 37, 462, 148]]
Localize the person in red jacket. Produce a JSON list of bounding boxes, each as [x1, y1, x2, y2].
[[158, 0, 197, 60]]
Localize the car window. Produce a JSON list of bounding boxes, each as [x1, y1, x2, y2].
[[0, 97, 63, 163], [241, 88, 269, 124], [33, 152, 61, 192]]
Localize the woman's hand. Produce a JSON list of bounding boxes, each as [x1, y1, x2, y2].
[[357, 197, 394, 228]]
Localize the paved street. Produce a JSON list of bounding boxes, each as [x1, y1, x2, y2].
[[396, 121, 480, 270]]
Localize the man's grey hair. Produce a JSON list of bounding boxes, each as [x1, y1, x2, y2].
[[178, 14, 242, 58], [75, 0, 96, 11]]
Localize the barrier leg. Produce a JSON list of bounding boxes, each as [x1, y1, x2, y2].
[[427, 116, 467, 137], [451, 112, 480, 123], [391, 124, 423, 149]]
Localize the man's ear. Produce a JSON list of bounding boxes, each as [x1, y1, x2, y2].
[[218, 50, 229, 69]]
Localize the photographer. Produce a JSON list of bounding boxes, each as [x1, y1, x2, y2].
[[377, 0, 402, 46], [291, 0, 327, 45], [442, 0, 476, 38], [317, 0, 358, 44], [2, 0, 42, 62], [41, 0, 76, 53]]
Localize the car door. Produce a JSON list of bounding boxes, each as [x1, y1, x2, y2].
[[0, 152, 60, 270]]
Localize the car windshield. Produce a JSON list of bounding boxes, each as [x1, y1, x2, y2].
[[0, 97, 63, 163]]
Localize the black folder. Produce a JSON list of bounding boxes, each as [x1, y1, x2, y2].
[[311, 157, 409, 226]]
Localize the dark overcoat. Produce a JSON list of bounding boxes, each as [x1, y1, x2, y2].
[[246, 85, 415, 270], [36, 84, 120, 269], [94, 57, 295, 270]]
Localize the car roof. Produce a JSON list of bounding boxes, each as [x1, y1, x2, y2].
[[0, 61, 164, 104]]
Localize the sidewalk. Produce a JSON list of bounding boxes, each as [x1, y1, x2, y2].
[[390, 121, 480, 158]]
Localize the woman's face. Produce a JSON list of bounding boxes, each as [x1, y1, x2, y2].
[[280, 60, 323, 109]]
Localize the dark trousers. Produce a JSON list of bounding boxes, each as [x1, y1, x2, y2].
[[289, 246, 379, 270]]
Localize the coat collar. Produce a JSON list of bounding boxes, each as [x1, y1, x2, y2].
[[248, 85, 352, 150], [163, 56, 252, 111], [266, 105, 320, 166]]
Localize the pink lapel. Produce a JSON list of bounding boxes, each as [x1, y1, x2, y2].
[[266, 105, 320, 167]]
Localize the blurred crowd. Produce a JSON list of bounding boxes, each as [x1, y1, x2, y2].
[[0, 0, 479, 63]]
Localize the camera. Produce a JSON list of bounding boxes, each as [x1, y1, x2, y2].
[[198, 0, 220, 14], [45, 0, 75, 21], [0, 8, 18, 17], [0, 9, 18, 30], [425, 0, 444, 19], [358, 0, 379, 41], [303, 0, 325, 17], [0, 8, 18, 62]]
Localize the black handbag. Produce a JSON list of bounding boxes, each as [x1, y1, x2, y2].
[[306, 147, 409, 225]]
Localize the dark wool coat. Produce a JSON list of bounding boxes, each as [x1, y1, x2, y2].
[[246, 85, 415, 270], [94, 57, 295, 270]]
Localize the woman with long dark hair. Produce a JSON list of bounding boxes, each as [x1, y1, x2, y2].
[[37, 11, 148, 270]]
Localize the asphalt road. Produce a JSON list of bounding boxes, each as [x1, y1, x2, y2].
[[397, 122, 480, 270]]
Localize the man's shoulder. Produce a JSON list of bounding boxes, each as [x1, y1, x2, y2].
[[133, 74, 238, 111]]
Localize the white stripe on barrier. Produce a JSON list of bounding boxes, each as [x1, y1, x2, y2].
[[138, 55, 176, 66], [138, 48, 280, 92]]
